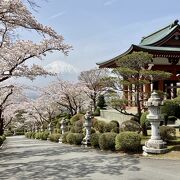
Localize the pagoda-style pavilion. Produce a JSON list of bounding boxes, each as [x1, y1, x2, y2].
[[97, 20, 180, 101]]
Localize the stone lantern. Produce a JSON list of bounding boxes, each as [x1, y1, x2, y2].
[[61, 118, 67, 135], [48, 122, 53, 134], [35, 125, 38, 133], [59, 118, 67, 143], [40, 125, 43, 132], [82, 111, 93, 146], [143, 91, 168, 154]]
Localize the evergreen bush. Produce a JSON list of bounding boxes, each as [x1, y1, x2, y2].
[[0, 135, 6, 146], [93, 107, 100, 116], [115, 132, 141, 152], [98, 132, 117, 150], [120, 120, 141, 134], [97, 95, 107, 109], [140, 111, 150, 136], [41, 131, 49, 140], [90, 133, 100, 148], [70, 113, 84, 125], [66, 133, 84, 145], [160, 126, 176, 141], [48, 133, 61, 142], [62, 132, 69, 143]]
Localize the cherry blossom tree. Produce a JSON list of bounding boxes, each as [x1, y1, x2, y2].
[[43, 79, 89, 116], [0, 84, 27, 135], [0, 0, 71, 82], [0, 0, 71, 134], [78, 68, 109, 111]]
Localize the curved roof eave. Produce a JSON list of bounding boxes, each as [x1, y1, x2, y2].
[[96, 45, 134, 67]]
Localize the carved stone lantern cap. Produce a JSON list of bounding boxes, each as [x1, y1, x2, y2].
[[85, 111, 93, 119], [61, 118, 67, 124], [147, 91, 162, 107]]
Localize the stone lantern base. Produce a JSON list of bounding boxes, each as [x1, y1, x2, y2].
[[143, 139, 168, 154]]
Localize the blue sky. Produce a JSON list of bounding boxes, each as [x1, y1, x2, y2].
[[20, 0, 180, 85]]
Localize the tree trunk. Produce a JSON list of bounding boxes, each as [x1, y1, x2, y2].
[[0, 110, 4, 135], [142, 124, 147, 136], [136, 85, 142, 123]]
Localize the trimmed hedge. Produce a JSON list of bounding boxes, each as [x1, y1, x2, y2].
[[94, 120, 119, 133], [48, 133, 61, 142], [160, 126, 176, 141], [66, 133, 84, 145], [41, 131, 49, 140], [25, 132, 35, 139], [70, 113, 84, 125], [61, 132, 69, 143], [90, 133, 100, 148], [120, 120, 141, 134], [115, 131, 141, 152], [0, 135, 6, 146], [99, 132, 117, 151]]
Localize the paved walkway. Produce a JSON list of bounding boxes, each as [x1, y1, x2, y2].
[[0, 136, 180, 180]]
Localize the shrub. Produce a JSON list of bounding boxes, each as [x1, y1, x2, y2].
[[140, 111, 150, 136], [90, 133, 100, 148], [4, 131, 13, 136], [110, 120, 120, 133], [74, 133, 84, 145], [161, 100, 180, 123], [0, 136, 4, 146], [25, 132, 35, 139], [99, 132, 117, 151], [0, 135, 6, 146], [31, 132, 36, 139], [66, 133, 76, 144], [94, 120, 106, 133], [35, 132, 42, 139], [41, 131, 49, 140], [70, 113, 84, 125], [115, 132, 141, 152], [53, 128, 61, 134], [48, 133, 61, 142], [160, 126, 176, 141], [97, 95, 107, 109], [120, 120, 141, 134], [66, 133, 84, 145], [62, 132, 69, 143], [93, 107, 100, 116]]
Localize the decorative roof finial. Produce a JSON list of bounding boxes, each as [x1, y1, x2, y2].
[[170, 19, 179, 28], [174, 19, 179, 25]]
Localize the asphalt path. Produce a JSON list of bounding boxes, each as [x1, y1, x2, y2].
[[0, 136, 180, 180]]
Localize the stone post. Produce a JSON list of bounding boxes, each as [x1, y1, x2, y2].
[[82, 111, 93, 146], [59, 118, 67, 143], [143, 91, 168, 154], [48, 122, 53, 134], [61, 118, 67, 135], [40, 125, 43, 132], [35, 125, 38, 133]]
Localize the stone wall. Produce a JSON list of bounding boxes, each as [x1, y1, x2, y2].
[[100, 109, 131, 125]]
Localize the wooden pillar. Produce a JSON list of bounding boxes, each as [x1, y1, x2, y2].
[[158, 80, 164, 92], [145, 83, 151, 99], [166, 82, 171, 99], [173, 82, 177, 98]]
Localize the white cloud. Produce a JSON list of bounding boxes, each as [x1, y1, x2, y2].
[[44, 60, 79, 74], [104, 0, 117, 6], [49, 11, 65, 20]]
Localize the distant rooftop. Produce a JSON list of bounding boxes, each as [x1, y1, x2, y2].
[[140, 20, 179, 46]]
